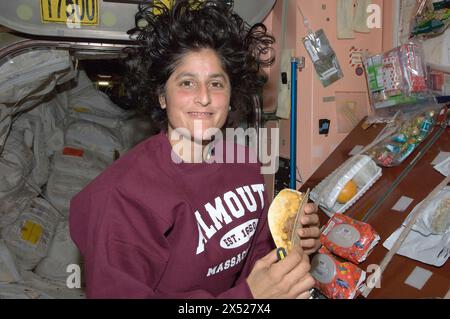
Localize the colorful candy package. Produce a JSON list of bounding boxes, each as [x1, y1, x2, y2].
[[364, 108, 438, 167], [320, 213, 380, 264], [310, 247, 366, 299]]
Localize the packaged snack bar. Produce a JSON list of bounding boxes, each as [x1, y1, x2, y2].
[[320, 213, 380, 264], [311, 247, 366, 299]]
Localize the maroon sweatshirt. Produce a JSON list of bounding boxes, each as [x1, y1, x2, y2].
[[69, 131, 275, 298]]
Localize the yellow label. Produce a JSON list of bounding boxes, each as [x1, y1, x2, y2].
[[21, 220, 43, 245], [40, 0, 98, 26], [73, 106, 89, 113]]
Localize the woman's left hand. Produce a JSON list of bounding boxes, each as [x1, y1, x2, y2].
[[297, 203, 321, 255]]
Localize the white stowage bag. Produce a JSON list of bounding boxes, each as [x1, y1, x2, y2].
[[2, 198, 61, 270], [45, 146, 108, 216], [68, 70, 129, 128], [52, 146, 109, 178], [67, 69, 95, 97], [68, 111, 123, 129], [0, 127, 35, 199], [0, 185, 38, 230], [28, 93, 68, 156], [0, 105, 10, 147], [45, 171, 92, 217], [12, 114, 50, 187], [0, 49, 76, 151], [0, 283, 53, 299], [65, 120, 124, 161], [34, 221, 82, 285], [0, 49, 74, 105], [0, 239, 22, 283]]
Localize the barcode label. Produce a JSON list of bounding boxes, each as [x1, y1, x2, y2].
[[321, 67, 338, 79]]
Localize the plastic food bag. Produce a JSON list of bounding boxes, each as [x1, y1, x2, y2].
[[303, 29, 343, 87], [321, 213, 380, 264], [310, 155, 382, 216], [363, 42, 432, 123], [310, 247, 366, 299], [364, 108, 438, 167], [383, 187, 450, 267], [409, 186, 450, 236]]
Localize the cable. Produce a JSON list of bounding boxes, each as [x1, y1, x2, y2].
[[296, 3, 313, 34]]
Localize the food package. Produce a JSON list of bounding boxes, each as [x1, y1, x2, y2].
[[410, 186, 450, 236], [303, 29, 344, 87], [321, 213, 380, 264], [268, 189, 306, 253], [310, 247, 366, 299], [431, 197, 450, 234], [383, 187, 450, 267], [364, 108, 438, 167], [310, 155, 382, 216], [364, 42, 429, 111]]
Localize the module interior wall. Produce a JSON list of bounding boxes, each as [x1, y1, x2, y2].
[[262, 0, 394, 189]]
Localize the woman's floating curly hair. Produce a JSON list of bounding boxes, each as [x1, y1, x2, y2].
[[123, 0, 275, 130]]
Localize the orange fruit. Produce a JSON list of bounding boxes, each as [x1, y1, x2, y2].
[[336, 180, 358, 204]]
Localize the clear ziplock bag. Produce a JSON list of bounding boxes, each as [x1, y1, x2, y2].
[[363, 42, 433, 123], [303, 29, 344, 87]]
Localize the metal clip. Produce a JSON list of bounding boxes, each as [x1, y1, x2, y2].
[[294, 56, 306, 71]]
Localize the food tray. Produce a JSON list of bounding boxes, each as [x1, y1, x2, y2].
[[311, 162, 382, 218]]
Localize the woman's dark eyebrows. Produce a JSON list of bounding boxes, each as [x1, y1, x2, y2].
[[174, 72, 195, 80], [174, 72, 228, 80], [210, 73, 228, 80]]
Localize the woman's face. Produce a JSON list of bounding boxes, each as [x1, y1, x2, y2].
[[160, 48, 231, 142]]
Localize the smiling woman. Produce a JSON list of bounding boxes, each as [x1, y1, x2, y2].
[[161, 49, 231, 148], [69, 0, 321, 299]]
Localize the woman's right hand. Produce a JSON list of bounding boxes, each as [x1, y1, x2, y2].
[[246, 247, 315, 299]]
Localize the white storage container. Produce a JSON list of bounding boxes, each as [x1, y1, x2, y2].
[[0, 239, 22, 283], [2, 198, 61, 270], [65, 120, 124, 162], [35, 221, 83, 285]]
